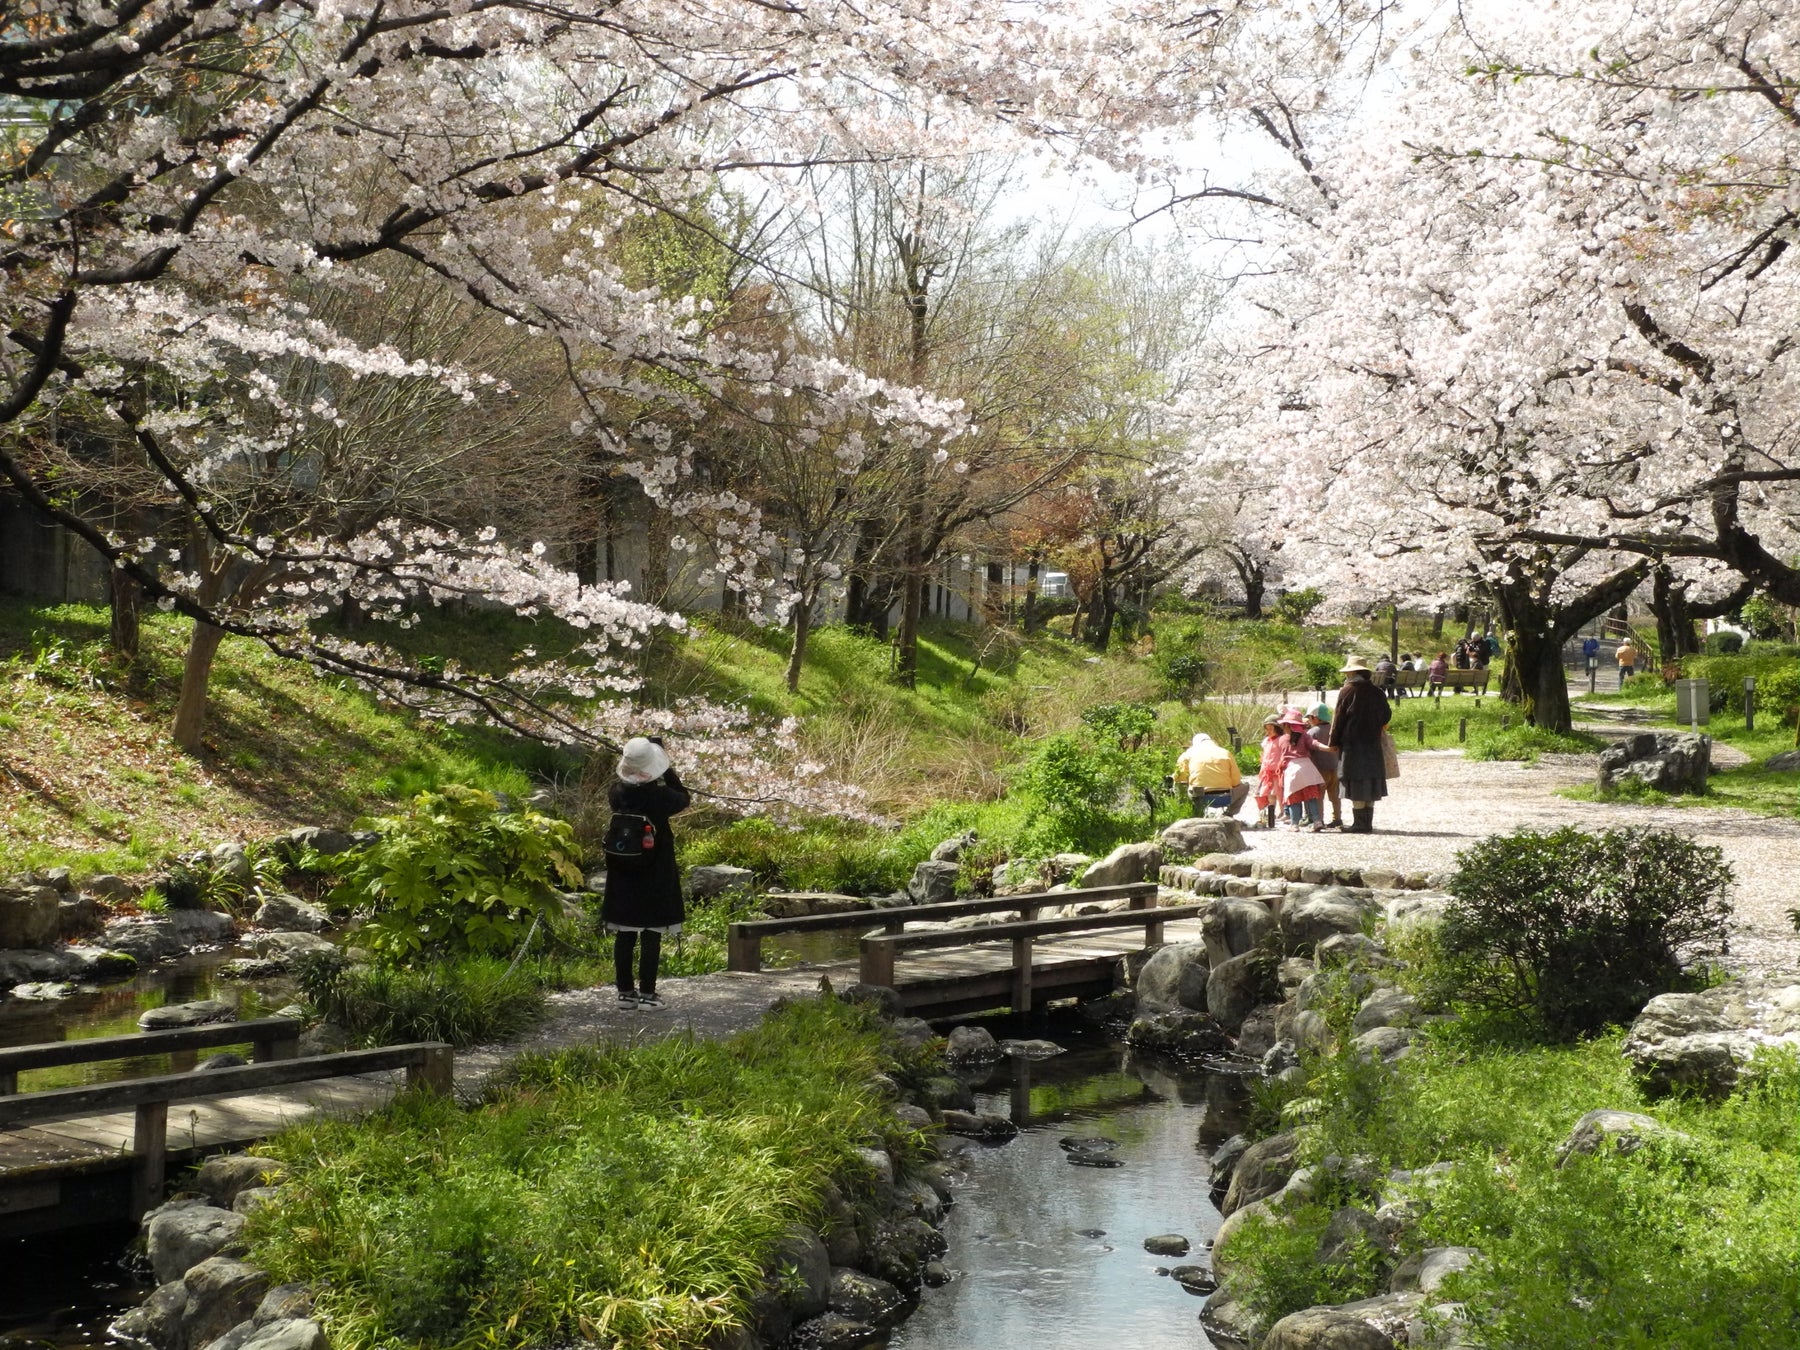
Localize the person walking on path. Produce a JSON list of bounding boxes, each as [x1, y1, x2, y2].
[[602, 736, 691, 1008], [1330, 657, 1391, 834], [1303, 703, 1342, 829], [1174, 731, 1248, 817], [1616, 637, 1638, 687]]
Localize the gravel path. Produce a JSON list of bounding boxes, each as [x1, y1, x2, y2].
[[1236, 749, 1800, 977]]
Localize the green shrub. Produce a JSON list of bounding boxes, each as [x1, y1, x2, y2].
[[1465, 724, 1598, 763], [1225, 1205, 1388, 1327], [1705, 630, 1744, 654], [1739, 594, 1790, 641], [1272, 587, 1325, 626], [1440, 826, 1733, 1039], [332, 786, 583, 962], [293, 948, 548, 1047], [1756, 662, 1800, 724]]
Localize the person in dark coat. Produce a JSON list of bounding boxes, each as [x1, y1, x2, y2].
[[1329, 657, 1391, 834], [602, 736, 690, 1008]]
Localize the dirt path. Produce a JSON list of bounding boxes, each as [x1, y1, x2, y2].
[[1234, 749, 1800, 977]]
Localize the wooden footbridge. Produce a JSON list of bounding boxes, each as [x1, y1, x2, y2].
[[2, 880, 1198, 1235]]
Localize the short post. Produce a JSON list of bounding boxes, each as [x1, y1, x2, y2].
[[252, 1021, 301, 1063], [1458, 717, 1467, 743], [1588, 659, 1598, 694], [726, 924, 762, 973], [860, 938, 895, 990], [1416, 719, 1425, 746], [407, 1044, 455, 1096], [131, 1100, 169, 1218], [1501, 714, 1511, 730], [1012, 936, 1035, 1014], [1226, 725, 1240, 753], [1745, 676, 1757, 733]]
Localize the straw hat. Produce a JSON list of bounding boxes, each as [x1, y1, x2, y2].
[[1339, 657, 1372, 673]]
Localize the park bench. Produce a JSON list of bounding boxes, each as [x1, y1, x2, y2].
[[1392, 667, 1490, 695]]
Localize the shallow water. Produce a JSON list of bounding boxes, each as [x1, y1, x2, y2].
[[888, 1020, 1251, 1350], [0, 1224, 148, 1348]]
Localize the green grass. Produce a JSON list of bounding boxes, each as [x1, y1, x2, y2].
[[1236, 1025, 1799, 1347], [247, 997, 923, 1350]]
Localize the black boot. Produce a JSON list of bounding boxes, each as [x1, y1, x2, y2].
[[1348, 806, 1374, 834]]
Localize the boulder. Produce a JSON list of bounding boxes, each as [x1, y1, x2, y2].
[[1221, 1131, 1300, 1217], [889, 1017, 935, 1054], [1127, 1008, 1233, 1058], [196, 1053, 249, 1072], [9, 980, 75, 999], [195, 1155, 288, 1207], [217, 959, 286, 981], [1352, 1027, 1417, 1064], [147, 1203, 247, 1284], [1160, 816, 1247, 856], [176, 1259, 270, 1350], [228, 1321, 328, 1350], [253, 1285, 315, 1325], [1360, 868, 1401, 892], [864, 1214, 946, 1289], [281, 826, 355, 858], [1143, 1233, 1190, 1257], [1316, 933, 1386, 969], [907, 860, 961, 906], [762, 891, 870, 919], [1352, 989, 1421, 1034], [770, 1227, 832, 1319], [85, 874, 139, 903], [1262, 1307, 1396, 1350], [938, 1110, 1018, 1141], [1317, 1207, 1391, 1268], [109, 1280, 188, 1350], [1047, 852, 1093, 881], [251, 895, 327, 933], [1236, 1006, 1279, 1059], [1134, 941, 1211, 1011], [1280, 889, 1372, 952], [944, 1024, 1001, 1064], [1201, 898, 1278, 967], [232, 1187, 283, 1217], [1079, 841, 1162, 889], [209, 844, 254, 890], [1170, 1264, 1217, 1295], [827, 1269, 907, 1326], [852, 1146, 896, 1189], [918, 1075, 974, 1112], [1389, 1246, 1479, 1295], [1765, 748, 1800, 771], [0, 885, 62, 949], [141, 1000, 238, 1031], [686, 863, 756, 900], [999, 1037, 1064, 1059], [1554, 1109, 1686, 1166], [250, 931, 335, 960], [104, 911, 237, 962], [791, 1312, 882, 1349], [1385, 892, 1450, 935], [1623, 977, 1800, 1098], [1199, 1285, 1268, 1348], [1207, 951, 1279, 1033], [928, 831, 978, 863], [59, 894, 105, 939], [1596, 731, 1710, 794]]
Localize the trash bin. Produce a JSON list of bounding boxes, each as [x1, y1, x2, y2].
[[1674, 678, 1710, 726]]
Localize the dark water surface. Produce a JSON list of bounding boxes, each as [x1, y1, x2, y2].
[[887, 1019, 1251, 1350]]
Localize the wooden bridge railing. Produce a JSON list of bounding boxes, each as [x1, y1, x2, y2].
[[859, 902, 1204, 1015], [0, 1031, 451, 1216], [0, 1017, 306, 1096], [725, 883, 1159, 973]]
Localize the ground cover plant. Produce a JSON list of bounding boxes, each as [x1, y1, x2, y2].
[[247, 998, 920, 1349]]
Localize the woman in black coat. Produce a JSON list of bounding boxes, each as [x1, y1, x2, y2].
[[602, 737, 691, 1007], [1328, 658, 1392, 834]]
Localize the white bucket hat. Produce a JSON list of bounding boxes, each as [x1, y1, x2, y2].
[[617, 737, 671, 784]]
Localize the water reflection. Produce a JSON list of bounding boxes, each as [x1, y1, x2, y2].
[[889, 1020, 1246, 1350]]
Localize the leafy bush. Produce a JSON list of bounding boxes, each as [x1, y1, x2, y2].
[[1150, 614, 1209, 697], [293, 948, 548, 1046], [1225, 1205, 1389, 1326], [1756, 662, 1800, 724], [1739, 594, 1791, 641], [1440, 826, 1733, 1039], [333, 786, 584, 962], [1705, 630, 1744, 654], [1272, 586, 1325, 626]]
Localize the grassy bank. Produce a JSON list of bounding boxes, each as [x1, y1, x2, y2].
[[247, 998, 919, 1350]]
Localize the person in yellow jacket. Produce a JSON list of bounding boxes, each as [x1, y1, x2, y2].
[[1174, 732, 1247, 817]]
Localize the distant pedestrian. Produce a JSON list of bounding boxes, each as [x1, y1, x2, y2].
[[1616, 639, 1639, 687], [1276, 711, 1326, 829], [1303, 703, 1342, 829], [1581, 635, 1600, 669], [1330, 657, 1392, 834], [602, 737, 690, 1009]]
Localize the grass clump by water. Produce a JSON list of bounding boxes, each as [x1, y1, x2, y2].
[[248, 997, 917, 1350], [293, 949, 550, 1048]]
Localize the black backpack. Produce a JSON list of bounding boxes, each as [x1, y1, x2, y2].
[[603, 812, 657, 859]]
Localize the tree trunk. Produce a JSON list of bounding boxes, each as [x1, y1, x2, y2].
[[1242, 562, 1265, 619], [896, 531, 923, 687], [1022, 557, 1041, 633], [1507, 615, 1573, 734], [1092, 587, 1118, 650], [107, 565, 140, 667], [172, 621, 227, 753], [1431, 607, 1445, 639], [785, 590, 814, 693], [1389, 606, 1400, 663], [1651, 566, 1701, 663]]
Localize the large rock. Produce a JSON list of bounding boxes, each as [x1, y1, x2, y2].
[[1134, 941, 1211, 1011], [221, 1321, 328, 1350], [1128, 1008, 1233, 1058], [790, 1312, 881, 1349], [1623, 976, 1800, 1098], [1207, 950, 1279, 1032], [762, 891, 870, 919], [176, 1259, 270, 1350], [864, 1214, 946, 1290], [146, 1203, 248, 1284], [140, 1000, 237, 1031], [251, 895, 326, 932], [1765, 748, 1800, 771], [103, 911, 236, 962], [209, 843, 254, 890], [1160, 816, 1247, 856], [1596, 731, 1710, 793], [1201, 897, 1278, 967], [686, 864, 756, 900], [1389, 1246, 1480, 1294], [907, 861, 960, 906], [1554, 1109, 1687, 1166], [59, 894, 105, 939], [1385, 891, 1451, 935], [1352, 988, 1421, 1034], [1079, 841, 1162, 889], [944, 1024, 1001, 1064], [1352, 1026, 1417, 1064], [85, 874, 139, 903], [929, 831, 978, 863], [0, 884, 62, 949], [280, 826, 355, 858], [195, 1155, 288, 1207], [1281, 888, 1373, 952], [109, 1280, 188, 1350], [1221, 1130, 1300, 1217], [0, 948, 81, 989], [250, 931, 336, 960], [1262, 1307, 1396, 1350], [827, 1268, 908, 1326], [769, 1227, 832, 1319]]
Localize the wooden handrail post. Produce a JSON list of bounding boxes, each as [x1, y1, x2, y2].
[[407, 1045, 454, 1096], [0, 1070, 16, 1096], [860, 938, 895, 989], [884, 918, 905, 935], [726, 924, 762, 973], [1012, 935, 1034, 1014], [252, 1023, 301, 1063], [1020, 904, 1039, 922], [131, 1100, 169, 1218]]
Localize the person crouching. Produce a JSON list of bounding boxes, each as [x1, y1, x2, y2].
[[1175, 731, 1248, 818]]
